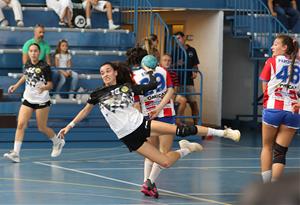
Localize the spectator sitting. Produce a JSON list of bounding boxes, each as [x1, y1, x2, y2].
[[82, 0, 119, 30], [268, 0, 300, 33], [46, 0, 73, 28], [160, 53, 187, 126], [0, 0, 23, 27], [54, 39, 78, 100], [22, 24, 51, 66]]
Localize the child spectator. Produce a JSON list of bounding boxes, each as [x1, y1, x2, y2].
[[54, 39, 78, 100]]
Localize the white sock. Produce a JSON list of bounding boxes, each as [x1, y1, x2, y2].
[[86, 18, 91, 25], [262, 170, 272, 183], [50, 134, 59, 144], [144, 158, 153, 181], [207, 128, 225, 137], [176, 148, 191, 158], [108, 19, 114, 26], [13, 141, 22, 155], [149, 163, 163, 183]]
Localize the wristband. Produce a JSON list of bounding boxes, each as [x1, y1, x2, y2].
[[68, 121, 76, 128]]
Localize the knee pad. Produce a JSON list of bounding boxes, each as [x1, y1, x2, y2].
[[176, 125, 198, 137], [273, 143, 288, 165]]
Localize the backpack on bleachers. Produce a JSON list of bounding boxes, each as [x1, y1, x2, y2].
[[72, 0, 86, 28]]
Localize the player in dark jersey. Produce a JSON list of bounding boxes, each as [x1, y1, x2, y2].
[[3, 43, 65, 163], [59, 62, 240, 197]]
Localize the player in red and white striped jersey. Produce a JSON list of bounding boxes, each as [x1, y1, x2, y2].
[[133, 55, 176, 198], [260, 35, 300, 183]]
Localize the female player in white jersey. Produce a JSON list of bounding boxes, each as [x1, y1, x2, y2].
[[260, 35, 300, 183], [59, 62, 240, 194], [3, 43, 65, 163], [133, 55, 176, 197]]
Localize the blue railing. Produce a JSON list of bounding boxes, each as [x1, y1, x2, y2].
[[230, 0, 288, 58], [120, 0, 203, 124]]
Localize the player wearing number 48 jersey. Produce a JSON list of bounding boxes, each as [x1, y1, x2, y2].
[[259, 35, 300, 183]]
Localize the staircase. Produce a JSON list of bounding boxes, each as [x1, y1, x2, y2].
[[0, 1, 135, 142]]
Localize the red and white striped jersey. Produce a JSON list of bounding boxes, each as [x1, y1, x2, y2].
[[260, 55, 300, 113], [133, 66, 176, 118]]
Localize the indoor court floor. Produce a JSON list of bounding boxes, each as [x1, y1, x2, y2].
[[1, 128, 299, 205]]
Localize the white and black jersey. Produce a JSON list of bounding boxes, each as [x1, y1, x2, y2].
[[87, 72, 158, 139], [23, 60, 52, 104]]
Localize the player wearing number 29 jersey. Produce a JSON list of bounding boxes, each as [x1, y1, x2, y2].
[[133, 66, 176, 118], [260, 55, 300, 113]]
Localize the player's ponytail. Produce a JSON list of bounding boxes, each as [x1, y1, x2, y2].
[[287, 39, 299, 86]]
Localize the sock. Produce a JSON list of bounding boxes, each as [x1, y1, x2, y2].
[[50, 134, 59, 144], [261, 170, 272, 183], [176, 148, 191, 158], [149, 163, 163, 183], [144, 158, 153, 182], [207, 128, 224, 137], [108, 19, 114, 26], [86, 18, 91, 25], [13, 141, 22, 155], [271, 177, 277, 183]]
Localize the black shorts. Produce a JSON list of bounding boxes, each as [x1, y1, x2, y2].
[[120, 119, 151, 152], [22, 99, 51, 109]]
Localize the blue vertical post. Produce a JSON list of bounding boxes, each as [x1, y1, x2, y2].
[[133, 0, 138, 36]]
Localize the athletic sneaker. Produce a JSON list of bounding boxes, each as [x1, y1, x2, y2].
[[141, 179, 159, 198], [224, 127, 241, 142], [179, 139, 203, 152], [3, 150, 20, 163], [51, 138, 65, 157], [141, 180, 151, 196], [0, 19, 8, 27], [109, 24, 120, 30]]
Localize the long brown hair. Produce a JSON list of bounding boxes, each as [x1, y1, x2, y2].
[[55, 39, 69, 55], [276, 35, 299, 85]]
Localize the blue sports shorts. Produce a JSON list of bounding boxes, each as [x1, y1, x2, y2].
[[262, 109, 300, 129], [145, 116, 175, 124]]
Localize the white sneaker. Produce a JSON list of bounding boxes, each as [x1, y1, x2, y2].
[[109, 24, 120, 30], [224, 127, 240, 142], [85, 23, 91, 29], [179, 139, 203, 152], [51, 138, 65, 157], [0, 19, 8, 27], [3, 150, 20, 163], [16, 20, 24, 27]]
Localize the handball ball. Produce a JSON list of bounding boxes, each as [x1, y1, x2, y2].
[[141, 55, 158, 70]]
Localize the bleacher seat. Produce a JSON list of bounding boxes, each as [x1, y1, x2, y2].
[[0, 0, 135, 142]]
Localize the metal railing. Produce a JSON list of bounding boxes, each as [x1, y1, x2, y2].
[[120, 0, 203, 124], [230, 0, 288, 58]]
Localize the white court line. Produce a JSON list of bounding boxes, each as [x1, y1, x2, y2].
[[74, 166, 300, 171], [34, 162, 232, 205], [38, 157, 300, 164]]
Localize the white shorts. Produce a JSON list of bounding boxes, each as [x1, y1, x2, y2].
[[82, 0, 107, 12]]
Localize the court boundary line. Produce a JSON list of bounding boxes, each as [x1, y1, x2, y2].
[[34, 161, 233, 205]]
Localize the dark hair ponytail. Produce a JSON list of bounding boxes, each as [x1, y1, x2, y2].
[[101, 61, 135, 85], [287, 40, 299, 86]]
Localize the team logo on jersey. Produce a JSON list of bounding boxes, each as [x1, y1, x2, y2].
[[120, 85, 129, 93], [35, 68, 42, 74]]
